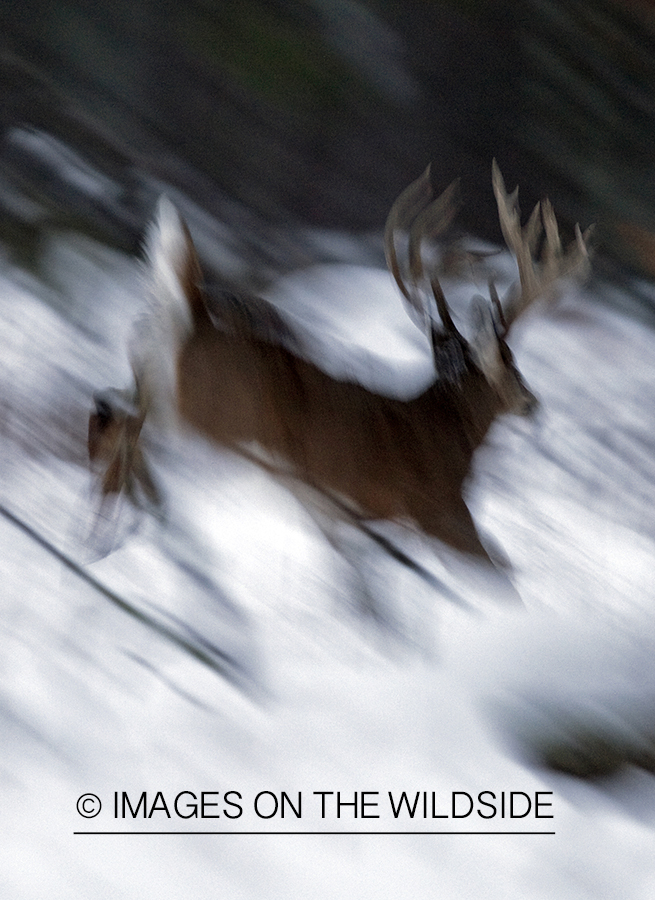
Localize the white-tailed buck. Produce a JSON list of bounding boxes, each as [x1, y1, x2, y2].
[[88, 162, 590, 584]]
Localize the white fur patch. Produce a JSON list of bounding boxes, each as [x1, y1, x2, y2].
[[130, 196, 195, 428], [144, 196, 194, 339]]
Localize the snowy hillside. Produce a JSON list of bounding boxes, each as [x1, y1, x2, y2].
[[1, 223, 655, 899]]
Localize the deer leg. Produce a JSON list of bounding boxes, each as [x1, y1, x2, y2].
[[410, 493, 494, 562], [280, 480, 394, 622], [292, 485, 470, 619], [413, 495, 524, 604]]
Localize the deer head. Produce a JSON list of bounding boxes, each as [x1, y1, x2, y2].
[[384, 161, 591, 421]]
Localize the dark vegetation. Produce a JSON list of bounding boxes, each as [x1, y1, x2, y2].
[[0, 0, 654, 288]]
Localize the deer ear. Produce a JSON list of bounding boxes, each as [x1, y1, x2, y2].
[[144, 196, 205, 325]]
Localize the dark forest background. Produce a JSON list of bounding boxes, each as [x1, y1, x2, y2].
[[1, 0, 654, 291]]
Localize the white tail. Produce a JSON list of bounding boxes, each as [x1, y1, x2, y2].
[[89, 163, 590, 571]]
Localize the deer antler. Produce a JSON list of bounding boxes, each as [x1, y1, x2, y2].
[[384, 171, 474, 384], [384, 162, 592, 390], [384, 165, 460, 333], [492, 159, 592, 331]]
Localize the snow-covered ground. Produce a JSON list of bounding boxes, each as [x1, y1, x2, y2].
[[1, 220, 655, 899]]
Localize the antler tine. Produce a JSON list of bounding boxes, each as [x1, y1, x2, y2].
[[384, 165, 433, 320], [407, 179, 460, 285], [523, 201, 544, 258], [430, 274, 459, 336], [492, 159, 521, 245], [541, 197, 592, 285], [575, 223, 594, 272], [488, 281, 507, 335], [385, 165, 461, 330], [541, 197, 562, 265]]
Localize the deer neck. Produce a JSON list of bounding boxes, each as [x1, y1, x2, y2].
[[440, 370, 502, 453]]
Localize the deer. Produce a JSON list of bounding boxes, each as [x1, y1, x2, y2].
[[88, 162, 590, 607]]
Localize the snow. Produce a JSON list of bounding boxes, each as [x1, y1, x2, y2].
[[1, 226, 655, 899]]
